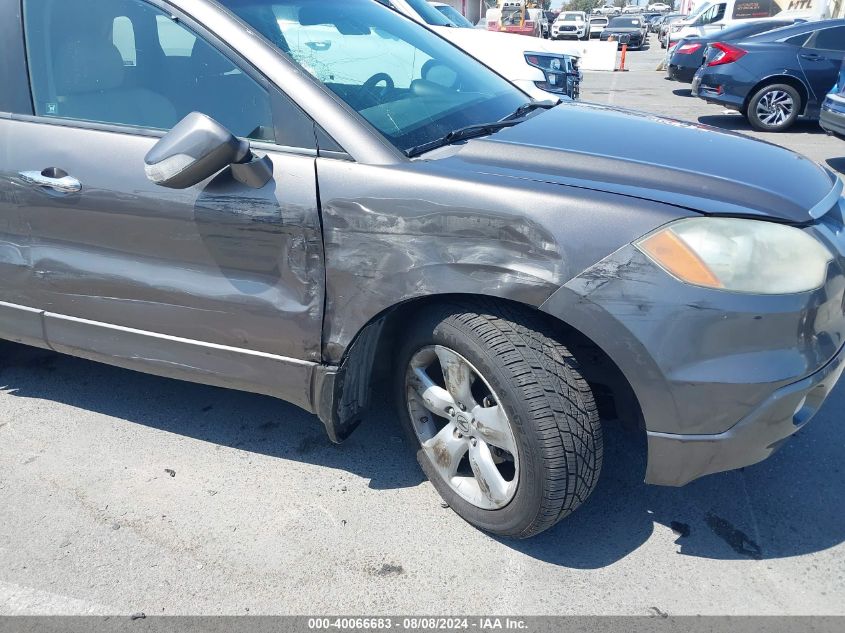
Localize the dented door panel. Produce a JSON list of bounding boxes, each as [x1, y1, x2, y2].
[[5, 119, 324, 362]]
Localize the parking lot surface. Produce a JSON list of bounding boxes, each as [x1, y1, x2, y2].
[[1, 39, 844, 617]]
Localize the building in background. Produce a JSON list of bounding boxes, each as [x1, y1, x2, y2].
[[437, 0, 486, 24]]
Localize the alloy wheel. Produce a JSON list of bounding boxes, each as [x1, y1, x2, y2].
[[405, 345, 519, 510], [756, 89, 794, 127]]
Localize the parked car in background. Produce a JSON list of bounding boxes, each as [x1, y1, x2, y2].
[[660, 14, 685, 46], [553, 11, 590, 40], [429, 1, 473, 28], [693, 20, 845, 131], [545, 10, 559, 28], [820, 60, 845, 138], [648, 14, 663, 31], [589, 15, 609, 38], [600, 15, 647, 49], [6, 0, 845, 542], [532, 8, 551, 38], [622, 4, 642, 14], [668, 18, 797, 83], [648, 2, 671, 11], [380, 0, 581, 100], [595, 5, 621, 16]]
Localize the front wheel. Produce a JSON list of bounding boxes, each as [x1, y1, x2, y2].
[[395, 301, 603, 538], [746, 83, 801, 132]]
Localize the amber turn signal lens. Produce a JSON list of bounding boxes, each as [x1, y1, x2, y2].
[[637, 230, 723, 288]]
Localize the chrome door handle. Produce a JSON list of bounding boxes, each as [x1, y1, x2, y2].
[[19, 169, 82, 193]]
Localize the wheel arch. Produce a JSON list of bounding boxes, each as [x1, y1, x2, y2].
[[315, 292, 645, 444], [742, 74, 810, 116]]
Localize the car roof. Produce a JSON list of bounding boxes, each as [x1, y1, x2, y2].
[[701, 18, 795, 40], [742, 18, 845, 42]]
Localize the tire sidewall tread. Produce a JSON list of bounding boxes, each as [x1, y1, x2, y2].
[[394, 300, 602, 538]]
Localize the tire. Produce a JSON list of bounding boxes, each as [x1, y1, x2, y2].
[[746, 83, 801, 132], [395, 300, 602, 538]]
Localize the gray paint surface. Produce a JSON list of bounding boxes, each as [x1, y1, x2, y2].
[[0, 0, 844, 491], [1, 37, 844, 612]]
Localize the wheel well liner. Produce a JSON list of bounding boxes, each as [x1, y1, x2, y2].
[[317, 294, 644, 442]]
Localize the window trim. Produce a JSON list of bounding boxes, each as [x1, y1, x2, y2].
[[18, 0, 337, 157], [0, 1, 34, 115]]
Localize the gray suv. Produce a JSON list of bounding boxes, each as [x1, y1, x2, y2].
[[1, 0, 844, 538]]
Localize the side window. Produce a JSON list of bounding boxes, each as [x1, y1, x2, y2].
[[23, 0, 275, 141], [806, 27, 845, 52], [783, 32, 810, 47]]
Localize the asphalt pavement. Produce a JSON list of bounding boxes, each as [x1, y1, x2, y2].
[[0, 37, 843, 617]]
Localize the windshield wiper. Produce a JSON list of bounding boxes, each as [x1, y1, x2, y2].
[[405, 120, 523, 157], [405, 101, 558, 158], [503, 100, 558, 121]]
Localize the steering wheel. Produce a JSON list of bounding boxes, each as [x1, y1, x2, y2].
[[360, 73, 395, 104]]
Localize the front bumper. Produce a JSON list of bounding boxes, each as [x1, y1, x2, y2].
[[541, 196, 845, 486], [646, 339, 845, 485], [553, 27, 585, 39], [667, 62, 697, 83], [820, 96, 845, 137]]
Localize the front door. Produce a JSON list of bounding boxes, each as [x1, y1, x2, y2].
[[1, 0, 325, 399]]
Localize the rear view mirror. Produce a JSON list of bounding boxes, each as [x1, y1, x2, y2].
[[144, 112, 272, 189]]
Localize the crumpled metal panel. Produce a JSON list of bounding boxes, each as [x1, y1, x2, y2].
[[317, 156, 686, 363], [1, 120, 324, 363]]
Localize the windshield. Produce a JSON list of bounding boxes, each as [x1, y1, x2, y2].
[[607, 17, 641, 27], [398, 0, 453, 26], [220, 0, 525, 154], [434, 4, 474, 28], [562, 13, 583, 21]]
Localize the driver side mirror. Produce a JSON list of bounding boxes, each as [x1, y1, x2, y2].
[[144, 112, 272, 190]]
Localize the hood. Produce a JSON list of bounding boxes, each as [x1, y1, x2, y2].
[[444, 102, 839, 222]]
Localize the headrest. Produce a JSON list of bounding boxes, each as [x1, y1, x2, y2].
[[190, 40, 235, 77], [55, 39, 125, 95]]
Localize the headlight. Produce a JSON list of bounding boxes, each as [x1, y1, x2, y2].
[[525, 53, 568, 91], [635, 217, 833, 294]]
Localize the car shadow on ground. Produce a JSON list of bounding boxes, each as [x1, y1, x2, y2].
[[672, 88, 692, 98], [826, 157, 845, 175], [2, 341, 844, 569], [697, 114, 827, 135]]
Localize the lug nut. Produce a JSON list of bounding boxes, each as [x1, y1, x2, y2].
[[446, 407, 455, 417], [458, 403, 466, 412], [470, 438, 477, 447]]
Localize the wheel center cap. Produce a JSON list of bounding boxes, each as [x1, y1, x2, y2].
[[455, 413, 473, 434]]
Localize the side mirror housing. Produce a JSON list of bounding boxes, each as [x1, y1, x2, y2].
[[144, 112, 271, 189]]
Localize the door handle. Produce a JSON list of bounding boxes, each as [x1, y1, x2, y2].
[[800, 53, 823, 61], [19, 168, 82, 193]]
